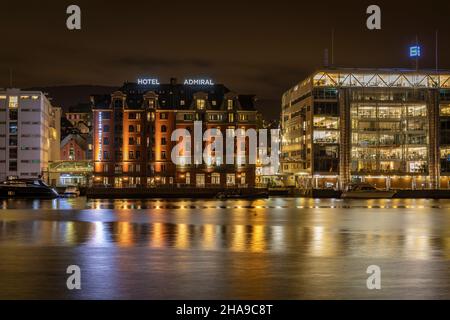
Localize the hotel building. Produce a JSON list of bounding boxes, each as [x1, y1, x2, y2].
[[281, 68, 450, 190], [0, 89, 61, 182], [91, 79, 258, 188]]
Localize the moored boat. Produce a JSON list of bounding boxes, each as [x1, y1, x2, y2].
[[0, 179, 59, 199], [341, 183, 396, 199], [216, 190, 269, 199], [63, 186, 80, 198]]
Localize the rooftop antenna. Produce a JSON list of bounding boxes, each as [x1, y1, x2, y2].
[[9, 68, 13, 88], [435, 29, 439, 73], [331, 28, 335, 67]]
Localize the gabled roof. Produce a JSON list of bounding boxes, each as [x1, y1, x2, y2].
[[61, 134, 87, 150]]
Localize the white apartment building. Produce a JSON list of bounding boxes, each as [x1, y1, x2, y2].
[[0, 89, 61, 182]]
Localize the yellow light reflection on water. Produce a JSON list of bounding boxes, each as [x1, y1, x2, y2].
[[151, 222, 165, 248], [175, 224, 189, 249], [231, 225, 246, 252], [202, 224, 215, 250], [118, 222, 133, 247]]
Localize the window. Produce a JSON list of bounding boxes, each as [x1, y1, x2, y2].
[[136, 136, 141, 146], [9, 148, 17, 159], [440, 104, 450, 116], [211, 173, 220, 185], [128, 137, 135, 145], [238, 114, 249, 121], [103, 137, 109, 145], [8, 96, 18, 109], [103, 151, 109, 160], [196, 174, 205, 187], [9, 109, 18, 121], [161, 151, 166, 159], [227, 99, 233, 110], [128, 113, 138, 120], [185, 172, 190, 184], [136, 151, 141, 160], [161, 137, 167, 145], [184, 114, 193, 121], [129, 125, 134, 132], [129, 151, 134, 159], [226, 174, 235, 186], [240, 172, 246, 185], [136, 124, 141, 133], [9, 161, 17, 171], [9, 136, 18, 146], [209, 114, 222, 121], [103, 125, 110, 132], [196, 99, 205, 110], [160, 112, 168, 119], [161, 125, 167, 132], [102, 111, 111, 119], [9, 122, 18, 134]]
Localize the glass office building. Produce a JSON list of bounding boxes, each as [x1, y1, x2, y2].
[[281, 68, 450, 190]]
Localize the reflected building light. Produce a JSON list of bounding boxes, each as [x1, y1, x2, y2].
[[175, 224, 189, 249], [309, 226, 333, 257], [251, 225, 266, 253], [231, 225, 246, 252], [202, 224, 215, 250], [271, 225, 284, 252], [118, 222, 133, 247], [32, 200, 40, 210], [64, 221, 75, 245], [90, 221, 108, 246], [151, 222, 165, 248], [405, 232, 430, 260]]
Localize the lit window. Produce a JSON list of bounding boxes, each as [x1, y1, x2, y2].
[[227, 99, 233, 110], [8, 96, 18, 109], [196, 99, 205, 110]]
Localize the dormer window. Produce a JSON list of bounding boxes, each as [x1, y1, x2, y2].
[[227, 99, 234, 110], [148, 100, 154, 108], [114, 99, 123, 109], [197, 99, 205, 110]]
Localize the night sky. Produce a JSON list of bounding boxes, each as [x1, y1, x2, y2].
[[1, 0, 449, 118]]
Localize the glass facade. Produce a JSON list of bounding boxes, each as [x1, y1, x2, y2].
[[351, 101, 428, 175], [282, 69, 450, 190]]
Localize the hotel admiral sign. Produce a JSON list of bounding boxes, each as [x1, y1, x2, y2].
[[137, 78, 214, 86]]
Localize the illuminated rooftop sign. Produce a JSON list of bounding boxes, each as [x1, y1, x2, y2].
[[137, 78, 160, 85], [184, 79, 214, 85], [409, 46, 421, 58]]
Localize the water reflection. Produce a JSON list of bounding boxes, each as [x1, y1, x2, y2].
[[1, 212, 449, 261], [1, 198, 450, 299]]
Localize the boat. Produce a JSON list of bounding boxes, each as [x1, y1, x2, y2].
[[216, 190, 269, 199], [0, 179, 59, 199], [341, 183, 396, 199], [63, 186, 80, 198]]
